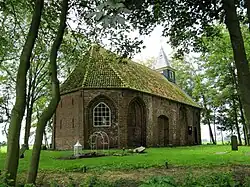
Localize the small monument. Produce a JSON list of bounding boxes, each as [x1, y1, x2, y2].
[[133, 146, 146, 153], [231, 135, 238, 151], [74, 140, 82, 156]]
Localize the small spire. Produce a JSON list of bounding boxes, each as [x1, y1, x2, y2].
[[151, 46, 176, 83], [152, 46, 171, 70]]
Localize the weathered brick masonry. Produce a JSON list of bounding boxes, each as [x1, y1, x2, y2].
[[54, 88, 201, 150]]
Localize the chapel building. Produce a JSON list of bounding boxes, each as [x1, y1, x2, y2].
[[53, 45, 201, 149]]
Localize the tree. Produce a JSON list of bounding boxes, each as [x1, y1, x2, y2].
[[200, 25, 250, 145], [4, 0, 44, 184], [223, 0, 250, 143], [26, 0, 69, 183], [171, 24, 250, 145]]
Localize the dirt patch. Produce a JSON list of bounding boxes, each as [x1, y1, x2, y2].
[[32, 165, 250, 186], [231, 165, 250, 185], [98, 166, 234, 182]]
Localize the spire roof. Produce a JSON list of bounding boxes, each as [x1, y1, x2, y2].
[[152, 47, 171, 70]]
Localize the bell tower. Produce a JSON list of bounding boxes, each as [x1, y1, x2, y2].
[[152, 47, 176, 83]]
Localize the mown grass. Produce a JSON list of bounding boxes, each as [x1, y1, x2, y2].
[[1, 145, 250, 174]]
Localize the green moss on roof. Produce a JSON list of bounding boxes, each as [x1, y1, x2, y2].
[[61, 46, 200, 108]]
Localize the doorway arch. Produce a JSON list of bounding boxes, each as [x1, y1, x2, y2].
[[127, 98, 146, 147], [158, 115, 169, 146]]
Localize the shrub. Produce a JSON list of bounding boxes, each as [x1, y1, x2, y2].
[[181, 173, 239, 187]]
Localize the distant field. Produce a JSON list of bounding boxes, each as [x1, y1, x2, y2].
[[1, 145, 250, 173]]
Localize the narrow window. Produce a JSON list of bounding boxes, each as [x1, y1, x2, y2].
[[93, 102, 111, 127], [60, 100, 62, 108], [72, 98, 74, 105], [188, 126, 192, 135], [72, 118, 74, 128]]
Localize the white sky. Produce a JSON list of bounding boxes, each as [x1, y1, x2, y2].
[[0, 26, 211, 144], [132, 26, 172, 61]]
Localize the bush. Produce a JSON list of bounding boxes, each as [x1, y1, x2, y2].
[[139, 173, 241, 187], [181, 173, 239, 187]]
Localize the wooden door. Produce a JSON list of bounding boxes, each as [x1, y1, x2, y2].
[[158, 115, 169, 146], [127, 99, 146, 147]]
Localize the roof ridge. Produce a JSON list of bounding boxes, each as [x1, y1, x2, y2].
[[82, 46, 97, 86], [82, 58, 91, 87], [108, 63, 128, 87]]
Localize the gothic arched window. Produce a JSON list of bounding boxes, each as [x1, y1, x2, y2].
[[93, 102, 111, 127]]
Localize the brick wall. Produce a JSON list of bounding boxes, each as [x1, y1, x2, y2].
[[54, 88, 201, 150]]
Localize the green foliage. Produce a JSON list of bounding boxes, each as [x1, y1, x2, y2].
[[80, 176, 112, 187], [24, 184, 36, 187], [140, 176, 177, 187], [171, 25, 250, 142], [139, 173, 243, 187], [181, 173, 239, 187], [0, 172, 15, 187]]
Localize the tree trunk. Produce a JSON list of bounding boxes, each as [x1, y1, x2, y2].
[[24, 69, 32, 149], [221, 128, 224, 145], [223, 0, 250, 145], [4, 0, 44, 184], [243, 125, 248, 145], [43, 128, 49, 148], [26, 0, 68, 183], [24, 68, 34, 149], [208, 118, 215, 144], [232, 97, 242, 145], [202, 94, 216, 144], [24, 101, 34, 149], [230, 63, 248, 145], [24, 63, 38, 149], [245, 0, 250, 30], [213, 110, 217, 143], [237, 96, 248, 145]]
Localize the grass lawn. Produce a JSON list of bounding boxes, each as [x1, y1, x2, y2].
[[1, 145, 250, 186], [0, 145, 250, 174]]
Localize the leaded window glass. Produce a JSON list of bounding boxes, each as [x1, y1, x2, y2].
[[93, 102, 111, 127]]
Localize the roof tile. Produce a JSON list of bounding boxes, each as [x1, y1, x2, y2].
[[61, 46, 200, 108]]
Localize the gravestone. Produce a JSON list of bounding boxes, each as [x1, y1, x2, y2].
[[19, 144, 27, 158], [133, 146, 146, 153], [231, 135, 238, 151]]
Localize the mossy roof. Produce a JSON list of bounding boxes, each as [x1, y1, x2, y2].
[[61, 46, 200, 108]]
